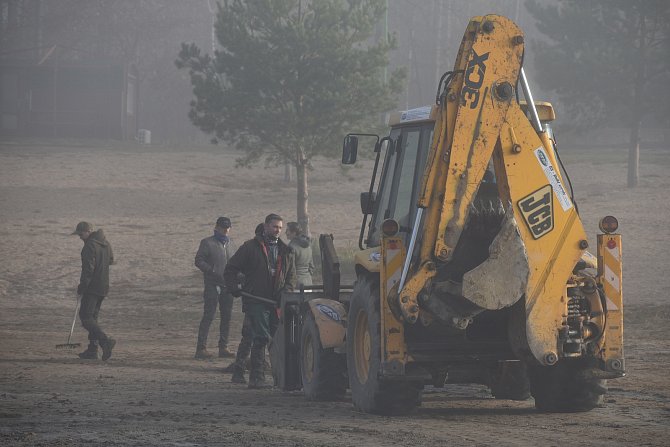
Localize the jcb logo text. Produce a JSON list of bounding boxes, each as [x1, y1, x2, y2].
[[518, 185, 554, 239], [461, 50, 489, 109]]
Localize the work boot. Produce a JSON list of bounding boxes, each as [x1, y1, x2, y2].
[[242, 357, 270, 371], [218, 347, 235, 358], [248, 345, 271, 389], [247, 372, 271, 389], [194, 347, 214, 360], [101, 337, 116, 361], [231, 364, 247, 384], [78, 347, 98, 360]]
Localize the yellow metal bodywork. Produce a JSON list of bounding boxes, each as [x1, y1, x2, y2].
[[496, 107, 587, 364], [354, 248, 381, 273], [432, 16, 525, 263], [379, 235, 408, 374], [519, 101, 556, 122], [306, 299, 347, 350], [398, 15, 520, 324]]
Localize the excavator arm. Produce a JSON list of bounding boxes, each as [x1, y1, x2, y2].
[[393, 15, 589, 366]]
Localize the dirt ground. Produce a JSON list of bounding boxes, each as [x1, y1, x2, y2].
[[0, 139, 669, 446]]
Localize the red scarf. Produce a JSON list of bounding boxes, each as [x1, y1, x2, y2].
[[260, 240, 283, 290]]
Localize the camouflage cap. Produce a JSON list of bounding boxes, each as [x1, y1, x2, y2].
[[71, 221, 93, 235]]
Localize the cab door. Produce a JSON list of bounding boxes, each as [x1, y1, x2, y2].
[[367, 123, 433, 247]]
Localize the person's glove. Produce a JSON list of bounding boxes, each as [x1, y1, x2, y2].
[[230, 286, 242, 298]]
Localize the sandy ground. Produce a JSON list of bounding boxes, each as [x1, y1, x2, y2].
[[0, 139, 669, 446]]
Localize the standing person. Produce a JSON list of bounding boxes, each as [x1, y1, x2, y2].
[[194, 216, 236, 359], [72, 221, 116, 361], [224, 214, 296, 388], [285, 222, 314, 287], [224, 222, 264, 382]]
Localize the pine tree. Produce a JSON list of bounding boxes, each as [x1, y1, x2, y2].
[[176, 0, 404, 234]]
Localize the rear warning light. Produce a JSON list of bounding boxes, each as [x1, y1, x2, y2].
[[599, 216, 619, 234]]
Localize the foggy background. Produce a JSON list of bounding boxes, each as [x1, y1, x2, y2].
[[0, 0, 561, 144]]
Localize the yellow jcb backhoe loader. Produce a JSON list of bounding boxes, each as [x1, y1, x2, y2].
[[270, 14, 624, 415]]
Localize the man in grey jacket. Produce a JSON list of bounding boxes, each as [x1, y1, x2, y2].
[[194, 216, 236, 359]]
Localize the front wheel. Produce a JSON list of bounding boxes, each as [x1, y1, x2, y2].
[[529, 359, 607, 412], [300, 313, 347, 401], [346, 276, 422, 415]]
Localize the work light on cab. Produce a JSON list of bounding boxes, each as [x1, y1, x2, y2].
[[382, 219, 399, 236], [599, 216, 619, 234]]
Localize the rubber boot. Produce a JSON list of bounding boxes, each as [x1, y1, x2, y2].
[[248, 344, 271, 389], [243, 348, 270, 371], [229, 344, 248, 383], [78, 341, 99, 360], [231, 364, 247, 384], [101, 337, 116, 361], [236, 324, 253, 367]]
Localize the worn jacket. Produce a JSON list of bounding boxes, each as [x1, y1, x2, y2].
[[78, 229, 114, 296], [224, 235, 296, 308], [195, 235, 235, 286], [289, 235, 314, 286]]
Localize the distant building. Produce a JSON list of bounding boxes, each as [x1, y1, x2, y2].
[[0, 62, 138, 140]]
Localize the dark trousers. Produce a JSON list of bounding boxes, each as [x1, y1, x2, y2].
[[197, 282, 233, 350], [233, 314, 253, 366], [245, 303, 278, 379], [245, 302, 279, 347], [79, 293, 109, 347]]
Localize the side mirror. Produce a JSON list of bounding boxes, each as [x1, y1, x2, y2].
[[342, 135, 358, 165], [360, 191, 376, 215]]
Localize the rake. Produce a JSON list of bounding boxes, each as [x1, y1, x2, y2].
[[55, 294, 82, 350]]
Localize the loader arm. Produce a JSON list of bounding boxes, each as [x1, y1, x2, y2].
[[394, 14, 588, 366]]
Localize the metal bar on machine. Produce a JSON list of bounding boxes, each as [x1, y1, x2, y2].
[[519, 67, 543, 133], [398, 208, 424, 292]]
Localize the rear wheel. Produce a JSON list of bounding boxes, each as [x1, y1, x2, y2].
[[346, 276, 422, 415], [529, 360, 607, 412], [300, 313, 346, 401]]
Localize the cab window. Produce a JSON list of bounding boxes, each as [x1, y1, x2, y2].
[[367, 124, 432, 247]]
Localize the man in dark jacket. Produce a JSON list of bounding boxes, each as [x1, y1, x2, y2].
[[224, 213, 296, 388], [194, 216, 236, 359], [72, 221, 116, 361]]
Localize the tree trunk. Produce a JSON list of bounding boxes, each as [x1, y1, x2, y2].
[[296, 161, 309, 237], [628, 11, 647, 188], [284, 162, 293, 182], [627, 120, 640, 188]]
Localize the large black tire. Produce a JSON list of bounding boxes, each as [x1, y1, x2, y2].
[[488, 361, 531, 401], [346, 276, 422, 415], [529, 360, 607, 412], [300, 313, 347, 401]]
